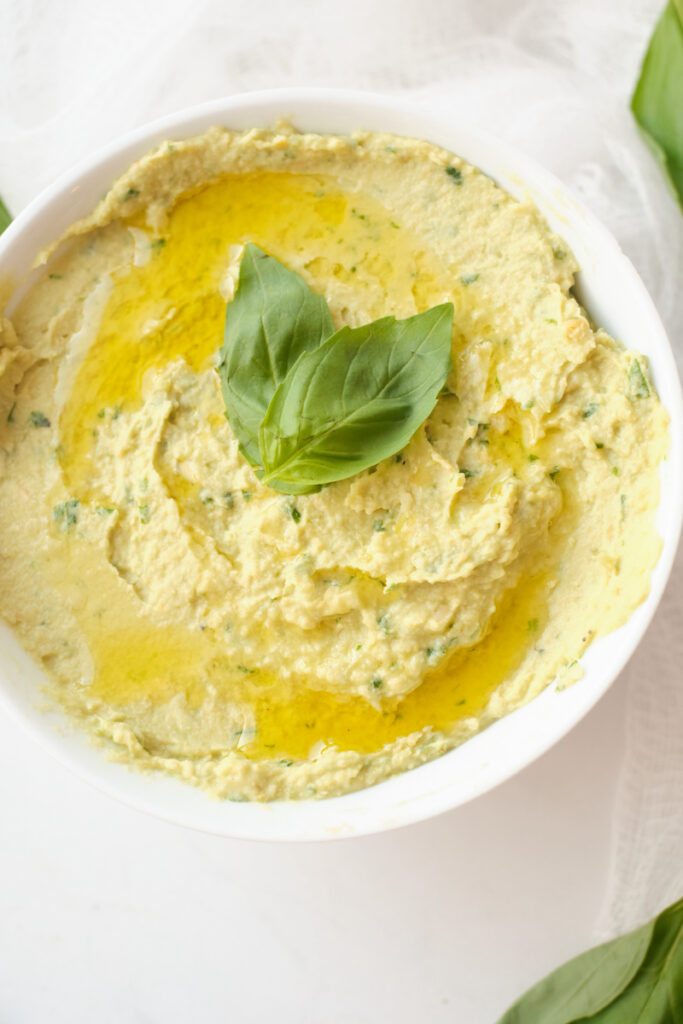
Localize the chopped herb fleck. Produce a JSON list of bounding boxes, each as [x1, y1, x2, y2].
[[628, 359, 650, 399], [545, 318, 558, 325], [151, 237, 167, 250], [96, 506, 115, 516], [48, 273, 63, 280], [582, 401, 599, 419], [237, 664, 255, 674], [391, 221, 400, 229], [123, 187, 140, 201], [224, 491, 235, 510], [199, 490, 214, 505], [528, 453, 539, 462], [460, 467, 476, 478], [549, 466, 561, 480], [96, 408, 106, 419], [595, 442, 604, 449], [241, 490, 252, 502], [522, 399, 536, 410], [426, 641, 449, 666], [7, 402, 16, 424], [373, 518, 386, 533], [494, 376, 502, 392], [139, 504, 151, 524], [461, 272, 479, 286], [552, 247, 566, 260], [289, 505, 301, 523], [385, 145, 396, 153], [351, 208, 366, 220], [370, 677, 384, 690], [53, 499, 79, 529], [377, 614, 391, 636], [29, 411, 50, 428], [446, 166, 463, 184], [612, 465, 619, 476], [527, 617, 539, 633]]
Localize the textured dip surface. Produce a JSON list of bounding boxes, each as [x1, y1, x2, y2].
[[0, 124, 669, 799]]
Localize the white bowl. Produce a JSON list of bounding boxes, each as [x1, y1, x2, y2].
[[1, 89, 681, 841]]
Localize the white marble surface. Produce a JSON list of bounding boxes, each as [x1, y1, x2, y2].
[[0, 0, 680, 1020]]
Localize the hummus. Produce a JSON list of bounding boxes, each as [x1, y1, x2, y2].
[[0, 124, 669, 800]]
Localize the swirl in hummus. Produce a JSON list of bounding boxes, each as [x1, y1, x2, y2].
[[0, 124, 669, 800]]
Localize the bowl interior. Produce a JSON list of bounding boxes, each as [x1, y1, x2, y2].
[[0, 89, 681, 840]]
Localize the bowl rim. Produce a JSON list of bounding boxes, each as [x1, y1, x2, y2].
[[0, 87, 681, 841]]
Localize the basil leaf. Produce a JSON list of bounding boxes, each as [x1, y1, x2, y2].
[[497, 897, 683, 1024], [589, 898, 683, 1023], [258, 304, 453, 493], [218, 242, 334, 465], [631, 0, 683, 208], [0, 195, 12, 236]]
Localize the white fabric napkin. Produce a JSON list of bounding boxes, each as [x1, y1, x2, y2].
[[1, 0, 680, 937]]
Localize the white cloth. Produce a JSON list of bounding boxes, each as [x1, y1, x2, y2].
[[0, 0, 680, 938]]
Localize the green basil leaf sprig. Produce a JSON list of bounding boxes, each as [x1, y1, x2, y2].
[[0, 195, 12, 236], [218, 243, 454, 495], [631, 0, 683, 209], [258, 305, 454, 493], [218, 243, 335, 466], [497, 895, 683, 1024]]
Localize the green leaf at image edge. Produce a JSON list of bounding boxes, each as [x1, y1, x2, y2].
[[631, 0, 683, 209], [218, 243, 335, 466], [496, 896, 683, 1024], [589, 899, 683, 1023], [258, 304, 453, 493], [0, 195, 12, 236]]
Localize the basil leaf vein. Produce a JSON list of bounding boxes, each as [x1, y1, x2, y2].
[[258, 304, 453, 493], [218, 243, 334, 465]]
